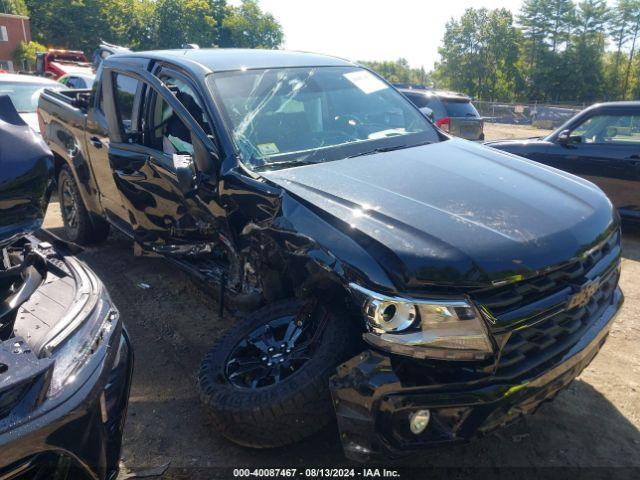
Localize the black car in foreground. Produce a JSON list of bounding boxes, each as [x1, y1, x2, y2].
[[0, 96, 132, 479], [486, 101, 640, 221], [39, 49, 622, 461], [399, 87, 484, 140]]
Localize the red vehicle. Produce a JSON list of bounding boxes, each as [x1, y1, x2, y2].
[[35, 49, 93, 79]]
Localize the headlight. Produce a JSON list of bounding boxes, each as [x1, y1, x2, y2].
[[44, 286, 117, 398], [350, 283, 493, 361]]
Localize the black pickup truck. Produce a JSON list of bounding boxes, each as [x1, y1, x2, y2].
[[38, 49, 623, 461]]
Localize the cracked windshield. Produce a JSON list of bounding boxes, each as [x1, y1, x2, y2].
[[209, 66, 440, 170]]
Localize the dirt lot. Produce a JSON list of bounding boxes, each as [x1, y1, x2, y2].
[[42, 125, 638, 478], [484, 122, 552, 140]]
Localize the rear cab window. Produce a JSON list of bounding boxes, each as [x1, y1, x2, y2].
[[112, 73, 140, 138]]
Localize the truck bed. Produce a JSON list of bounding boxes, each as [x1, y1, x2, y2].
[[40, 87, 92, 111], [38, 88, 91, 141]]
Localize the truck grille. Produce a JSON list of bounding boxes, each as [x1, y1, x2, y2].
[[471, 229, 621, 379], [493, 266, 618, 379]]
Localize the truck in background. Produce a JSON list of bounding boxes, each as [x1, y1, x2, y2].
[[35, 49, 93, 79]]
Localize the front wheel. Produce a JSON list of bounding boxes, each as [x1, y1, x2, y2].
[[198, 299, 359, 448]]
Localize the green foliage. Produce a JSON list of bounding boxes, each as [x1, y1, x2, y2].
[[1, 0, 28, 15], [12, 40, 46, 70], [434, 0, 640, 102], [23, 0, 283, 55], [434, 8, 521, 101], [154, 0, 217, 49], [359, 59, 431, 86], [220, 0, 283, 49]]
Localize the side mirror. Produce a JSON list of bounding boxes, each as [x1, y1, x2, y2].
[[420, 106, 434, 120], [557, 129, 570, 144], [173, 154, 196, 194], [191, 132, 219, 188]]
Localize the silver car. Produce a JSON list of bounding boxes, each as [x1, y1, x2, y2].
[[0, 73, 66, 131]]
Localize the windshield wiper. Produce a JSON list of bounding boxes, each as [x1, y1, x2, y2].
[[346, 140, 432, 159], [253, 158, 325, 171]]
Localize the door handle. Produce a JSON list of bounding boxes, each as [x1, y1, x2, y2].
[[626, 154, 640, 160], [115, 169, 147, 181], [89, 136, 103, 149]]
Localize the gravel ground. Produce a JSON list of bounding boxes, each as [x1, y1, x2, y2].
[[42, 126, 639, 477], [484, 123, 552, 140]]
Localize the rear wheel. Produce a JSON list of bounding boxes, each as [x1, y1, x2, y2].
[[58, 165, 110, 244], [198, 298, 359, 448]]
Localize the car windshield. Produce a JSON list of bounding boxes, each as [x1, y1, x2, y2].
[[442, 99, 479, 118], [0, 81, 64, 113], [208, 66, 440, 170]]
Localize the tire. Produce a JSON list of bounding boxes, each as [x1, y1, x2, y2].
[[198, 298, 359, 448], [58, 165, 110, 245]]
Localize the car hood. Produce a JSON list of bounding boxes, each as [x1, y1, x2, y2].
[[19, 112, 40, 133], [0, 96, 54, 247], [261, 139, 616, 290]]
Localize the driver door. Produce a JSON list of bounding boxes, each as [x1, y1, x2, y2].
[[106, 67, 221, 252], [545, 110, 640, 217]]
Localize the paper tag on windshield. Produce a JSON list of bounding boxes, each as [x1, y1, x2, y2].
[[257, 143, 280, 155], [344, 70, 387, 94]]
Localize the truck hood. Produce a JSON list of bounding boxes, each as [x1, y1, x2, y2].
[[261, 139, 616, 290], [0, 96, 54, 247]]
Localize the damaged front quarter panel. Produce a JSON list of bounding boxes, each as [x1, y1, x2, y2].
[[219, 169, 398, 305]]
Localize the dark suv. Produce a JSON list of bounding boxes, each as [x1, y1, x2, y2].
[[400, 88, 484, 140], [39, 49, 622, 461]]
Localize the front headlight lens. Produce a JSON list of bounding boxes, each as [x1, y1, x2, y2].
[[45, 288, 117, 397], [350, 283, 493, 360]]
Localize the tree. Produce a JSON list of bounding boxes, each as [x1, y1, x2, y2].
[[434, 8, 521, 100], [564, 0, 609, 101], [154, 0, 217, 49], [0, 0, 27, 15], [518, 0, 552, 69], [220, 0, 283, 49], [12, 40, 46, 70], [548, 0, 576, 52], [616, 0, 640, 97], [25, 0, 109, 53], [359, 58, 432, 86], [99, 0, 156, 50]]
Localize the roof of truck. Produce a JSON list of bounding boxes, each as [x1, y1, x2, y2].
[[126, 48, 354, 72]]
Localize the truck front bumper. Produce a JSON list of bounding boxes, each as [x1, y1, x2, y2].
[[330, 287, 623, 462]]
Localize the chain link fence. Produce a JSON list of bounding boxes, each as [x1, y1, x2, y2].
[[474, 101, 586, 129]]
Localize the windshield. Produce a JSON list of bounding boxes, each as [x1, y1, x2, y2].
[[0, 82, 65, 113], [208, 66, 440, 170]]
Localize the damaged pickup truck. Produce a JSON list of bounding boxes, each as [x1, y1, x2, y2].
[[0, 97, 132, 479], [38, 49, 623, 460]]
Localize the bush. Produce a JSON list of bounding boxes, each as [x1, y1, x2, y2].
[[12, 41, 47, 72]]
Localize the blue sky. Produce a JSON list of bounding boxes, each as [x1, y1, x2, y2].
[[231, 0, 616, 71]]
